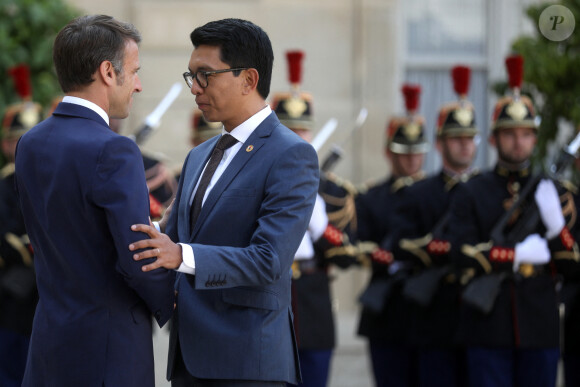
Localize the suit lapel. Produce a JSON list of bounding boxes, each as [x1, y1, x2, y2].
[[181, 136, 218, 238], [190, 113, 279, 239]]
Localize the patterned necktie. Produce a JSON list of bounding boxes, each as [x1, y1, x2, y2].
[[189, 134, 238, 227]]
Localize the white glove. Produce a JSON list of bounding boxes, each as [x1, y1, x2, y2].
[[534, 179, 565, 239], [513, 233, 550, 271]]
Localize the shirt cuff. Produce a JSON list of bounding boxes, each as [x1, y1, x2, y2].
[[176, 243, 195, 274], [152, 221, 161, 232]]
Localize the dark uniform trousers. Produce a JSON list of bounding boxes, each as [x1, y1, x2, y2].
[[393, 171, 476, 387], [356, 176, 424, 387]]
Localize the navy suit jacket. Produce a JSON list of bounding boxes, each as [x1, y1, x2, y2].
[[15, 102, 175, 387], [166, 112, 319, 384]]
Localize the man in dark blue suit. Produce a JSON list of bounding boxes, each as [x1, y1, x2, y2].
[[130, 18, 319, 387], [14, 15, 175, 387]]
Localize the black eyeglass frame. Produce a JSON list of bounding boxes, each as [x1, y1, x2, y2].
[[182, 68, 249, 89]]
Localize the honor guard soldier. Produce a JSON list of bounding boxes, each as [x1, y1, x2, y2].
[[394, 65, 479, 387], [356, 83, 429, 387], [141, 152, 178, 221], [0, 64, 41, 387], [561, 155, 580, 387], [446, 54, 578, 387], [272, 50, 361, 387]]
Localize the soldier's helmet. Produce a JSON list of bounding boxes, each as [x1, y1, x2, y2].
[[436, 65, 478, 138], [190, 109, 222, 146], [2, 64, 43, 141], [386, 84, 429, 154], [271, 50, 314, 131], [491, 54, 537, 132]]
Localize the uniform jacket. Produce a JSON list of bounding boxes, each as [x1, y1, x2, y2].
[[356, 175, 422, 342], [15, 102, 175, 387], [0, 165, 37, 335], [561, 187, 580, 354], [165, 112, 319, 384], [293, 173, 360, 350], [446, 164, 576, 348], [394, 170, 476, 348]]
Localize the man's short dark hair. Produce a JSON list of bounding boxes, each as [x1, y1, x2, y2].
[[53, 14, 141, 93], [190, 18, 274, 100]]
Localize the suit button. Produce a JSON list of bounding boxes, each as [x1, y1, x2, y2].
[[155, 311, 161, 319]]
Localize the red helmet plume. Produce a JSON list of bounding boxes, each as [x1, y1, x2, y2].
[[286, 50, 304, 85]]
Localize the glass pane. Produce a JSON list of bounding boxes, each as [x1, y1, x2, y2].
[[406, 0, 486, 58]]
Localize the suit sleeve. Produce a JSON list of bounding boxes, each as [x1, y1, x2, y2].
[[165, 151, 191, 243], [190, 141, 320, 288], [93, 135, 175, 326]]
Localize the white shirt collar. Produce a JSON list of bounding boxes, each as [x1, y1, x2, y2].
[[62, 96, 110, 125], [223, 105, 272, 144]]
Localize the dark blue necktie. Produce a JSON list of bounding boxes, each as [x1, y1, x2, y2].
[[189, 134, 238, 227]]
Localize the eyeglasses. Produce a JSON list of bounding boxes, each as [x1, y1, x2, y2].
[[183, 68, 248, 89]]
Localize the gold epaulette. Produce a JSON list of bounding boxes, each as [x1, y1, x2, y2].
[[0, 163, 15, 179], [355, 241, 379, 267], [559, 178, 578, 195], [443, 168, 479, 191], [399, 234, 433, 267], [4, 232, 33, 266], [324, 172, 359, 196], [391, 171, 426, 193], [320, 173, 358, 231], [356, 179, 378, 195], [461, 241, 493, 274]]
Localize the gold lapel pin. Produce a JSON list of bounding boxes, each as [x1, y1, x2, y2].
[[246, 145, 254, 152]]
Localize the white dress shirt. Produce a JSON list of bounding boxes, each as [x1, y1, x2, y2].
[[177, 105, 272, 274], [294, 194, 328, 260], [62, 96, 110, 125]]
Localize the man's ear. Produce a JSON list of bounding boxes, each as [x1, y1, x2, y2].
[[98, 60, 116, 86], [241, 68, 259, 94], [488, 132, 496, 147]]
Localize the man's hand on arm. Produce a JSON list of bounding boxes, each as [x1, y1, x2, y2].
[[129, 223, 183, 272]]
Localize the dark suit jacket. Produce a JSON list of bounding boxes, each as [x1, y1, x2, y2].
[[166, 112, 319, 384], [15, 102, 175, 387]]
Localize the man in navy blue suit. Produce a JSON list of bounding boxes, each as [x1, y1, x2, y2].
[[130, 18, 319, 387], [15, 15, 175, 387]]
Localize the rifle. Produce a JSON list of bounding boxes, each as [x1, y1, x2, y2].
[[311, 118, 338, 154], [319, 108, 368, 173], [128, 82, 183, 146], [490, 130, 580, 246], [464, 131, 580, 315]]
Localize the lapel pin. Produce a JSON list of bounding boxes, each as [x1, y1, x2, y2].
[[246, 145, 254, 152]]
